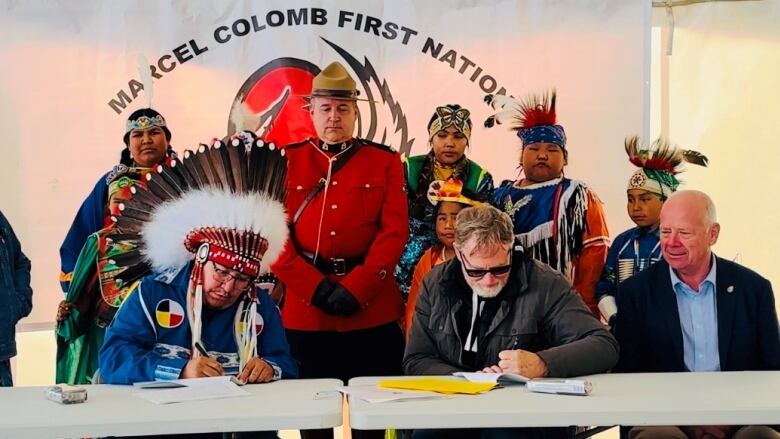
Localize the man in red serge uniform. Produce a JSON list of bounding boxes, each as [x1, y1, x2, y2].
[[272, 61, 408, 439]]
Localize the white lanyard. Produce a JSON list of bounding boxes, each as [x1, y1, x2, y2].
[[464, 292, 485, 353]]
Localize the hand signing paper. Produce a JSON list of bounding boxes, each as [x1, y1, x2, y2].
[[497, 349, 548, 379], [181, 357, 224, 378]]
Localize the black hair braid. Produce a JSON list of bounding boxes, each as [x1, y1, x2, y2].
[[119, 148, 133, 166], [411, 150, 436, 219], [450, 155, 470, 182]]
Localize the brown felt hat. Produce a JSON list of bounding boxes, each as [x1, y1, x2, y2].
[[309, 62, 362, 100]]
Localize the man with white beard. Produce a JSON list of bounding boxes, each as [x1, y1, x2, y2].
[[404, 205, 618, 439]]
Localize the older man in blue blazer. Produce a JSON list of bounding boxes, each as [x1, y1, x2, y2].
[[616, 190, 780, 439]]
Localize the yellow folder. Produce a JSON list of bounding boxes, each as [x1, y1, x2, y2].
[[378, 378, 496, 395]]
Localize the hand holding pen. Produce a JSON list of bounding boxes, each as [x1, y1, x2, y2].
[[181, 341, 224, 378], [480, 336, 520, 373], [497, 336, 550, 379]]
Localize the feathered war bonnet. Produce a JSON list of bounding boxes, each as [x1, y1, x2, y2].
[[110, 131, 288, 369], [624, 136, 709, 199], [483, 89, 566, 148]]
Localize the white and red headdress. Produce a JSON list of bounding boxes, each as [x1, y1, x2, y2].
[[111, 132, 288, 369]]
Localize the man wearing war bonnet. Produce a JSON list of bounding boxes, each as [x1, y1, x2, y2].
[[99, 134, 297, 392]]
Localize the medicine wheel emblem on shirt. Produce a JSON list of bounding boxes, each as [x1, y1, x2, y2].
[[155, 299, 185, 328], [236, 310, 265, 336]]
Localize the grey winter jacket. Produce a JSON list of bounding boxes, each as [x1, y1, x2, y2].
[[404, 250, 618, 377]]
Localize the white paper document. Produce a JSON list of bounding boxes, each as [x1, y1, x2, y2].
[[337, 385, 448, 403], [453, 372, 529, 385], [133, 376, 246, 389], [133, 376, 250, 404]]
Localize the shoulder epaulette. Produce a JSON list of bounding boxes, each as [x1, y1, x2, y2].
[[358, 138, 396, 154]]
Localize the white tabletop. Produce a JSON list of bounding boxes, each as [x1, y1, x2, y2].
[[348, 372, 780, 429], [0, 378, 343, 438]]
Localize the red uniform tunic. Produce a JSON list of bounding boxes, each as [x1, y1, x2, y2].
[[272, 138, 408, 331]]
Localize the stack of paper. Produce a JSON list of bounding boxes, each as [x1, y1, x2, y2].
[[453, 372, 529, 386], [132, 376, 250, 404], [338, 385, 447, 403], [133, 376, 246, 389]]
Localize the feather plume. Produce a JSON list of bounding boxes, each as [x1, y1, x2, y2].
[[114, 262, 151, 288], [117, 203, 151, 222], [483, 94, 524, 128], [160, 159, 190, 193], [625, 136, 708, 173], [167, 158, 195, 191], [227, 138, 245, 193], [105, 233, 140, 243], [182, 150, 208, 189], [229, 100, 264, 134], [247, 139, 287, 198], [517, 90, 557, 128], [141, 189, 288, 273], [107, 249, 143, 267], [208, 141, 231, 189], [195, 144, 221, 188], [136, 54, 154, 108], [145, 172, 176, 202], [111, 214, 144, 231], [108, 137, 290, 277], [126, 185, 162, 211], [682, 150, 709, 167], [484, 90, 558, 130]]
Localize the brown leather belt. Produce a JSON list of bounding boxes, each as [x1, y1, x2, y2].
[[301, 251, 363, 276]]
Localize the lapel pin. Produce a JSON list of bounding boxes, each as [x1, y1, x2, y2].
[[726, 286, 734, 293]]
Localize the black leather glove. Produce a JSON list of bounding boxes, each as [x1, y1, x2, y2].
[[326, 284, 361, 317], [311, 278, 337, 312]]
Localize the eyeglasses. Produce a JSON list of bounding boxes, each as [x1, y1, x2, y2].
[[458, 249, 512, 279], [211, 262, 253, 289]]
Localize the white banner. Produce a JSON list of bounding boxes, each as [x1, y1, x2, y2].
[[0, 0, 649, 324], [660, 1, 780, 299]]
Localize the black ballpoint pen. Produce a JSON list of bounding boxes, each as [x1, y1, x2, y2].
[[194, 341, 211, 358]]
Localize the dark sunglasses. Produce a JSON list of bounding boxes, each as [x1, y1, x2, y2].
[[458, 249, 512, 279]]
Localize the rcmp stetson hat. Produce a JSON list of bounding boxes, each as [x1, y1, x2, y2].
[[309, 62, 371, 101]]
